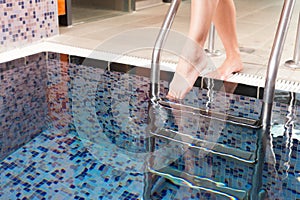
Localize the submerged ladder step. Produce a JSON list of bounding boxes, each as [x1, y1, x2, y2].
[[148, 166, 248, 200], [151, 128, 256, 163], [159, 98, 262, 129]]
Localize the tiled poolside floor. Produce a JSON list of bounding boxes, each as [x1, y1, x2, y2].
[[46, 0, 300, 83]]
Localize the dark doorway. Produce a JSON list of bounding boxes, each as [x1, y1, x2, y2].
[[59, 0, 135, 26]]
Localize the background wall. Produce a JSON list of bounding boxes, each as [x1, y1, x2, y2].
[[0, 0, 59, 52], [72, 0, 134, 12]]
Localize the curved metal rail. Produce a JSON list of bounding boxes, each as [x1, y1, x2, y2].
[[150, 0, 181, 102], [261, 0, 295, 131]]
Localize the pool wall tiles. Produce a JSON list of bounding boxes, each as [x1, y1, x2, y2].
[[0, 53, 49, 160], [0, 0, 58, 52]]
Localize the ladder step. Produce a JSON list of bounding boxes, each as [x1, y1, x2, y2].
[[151, 128, 256, 163], [159, 99, 262, 129], [148, 166, 248, 199]]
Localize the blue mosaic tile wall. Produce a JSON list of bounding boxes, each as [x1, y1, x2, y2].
[[0, 0, 58, 51], [0, 53, 49, 160]]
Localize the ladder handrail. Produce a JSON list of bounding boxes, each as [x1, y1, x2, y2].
[[261, 0, 295, 130], [150, 0, 182, 102], [254, 3, 296, 196]]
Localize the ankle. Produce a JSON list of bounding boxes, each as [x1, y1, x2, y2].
[[225, 46, 241, 57]]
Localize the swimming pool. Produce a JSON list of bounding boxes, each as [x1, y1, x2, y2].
[[0, 52, 300, 199]]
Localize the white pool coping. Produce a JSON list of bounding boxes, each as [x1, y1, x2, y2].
[[1, 42, 300, 94]]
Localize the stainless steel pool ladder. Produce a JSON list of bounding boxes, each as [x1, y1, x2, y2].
[[150, 0, 296, 131], [147, 0, 297, 199]]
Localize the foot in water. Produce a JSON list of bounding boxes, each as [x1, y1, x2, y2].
[[167, 56, 243, 100], [167, 58, 206, 100]]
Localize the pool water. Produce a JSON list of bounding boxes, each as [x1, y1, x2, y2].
[[1, 52, 300, 200]]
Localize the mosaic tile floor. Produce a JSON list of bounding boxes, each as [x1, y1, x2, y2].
[[0, 128, 144, 200], [0, 128, 239, 200]]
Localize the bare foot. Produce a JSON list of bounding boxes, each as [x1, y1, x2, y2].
[[167, 60, 200, 100], [167, 53, 208, 100], [207, 57, 243, 80]]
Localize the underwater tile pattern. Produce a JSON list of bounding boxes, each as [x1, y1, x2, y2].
[[0, 0, 58, 51], [0, 129, 144, 200], [1, 53, 300, 199]]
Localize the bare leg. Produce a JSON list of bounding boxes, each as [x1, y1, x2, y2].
[[212, 0, 243, 80], [167, 0, 219, 99]]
